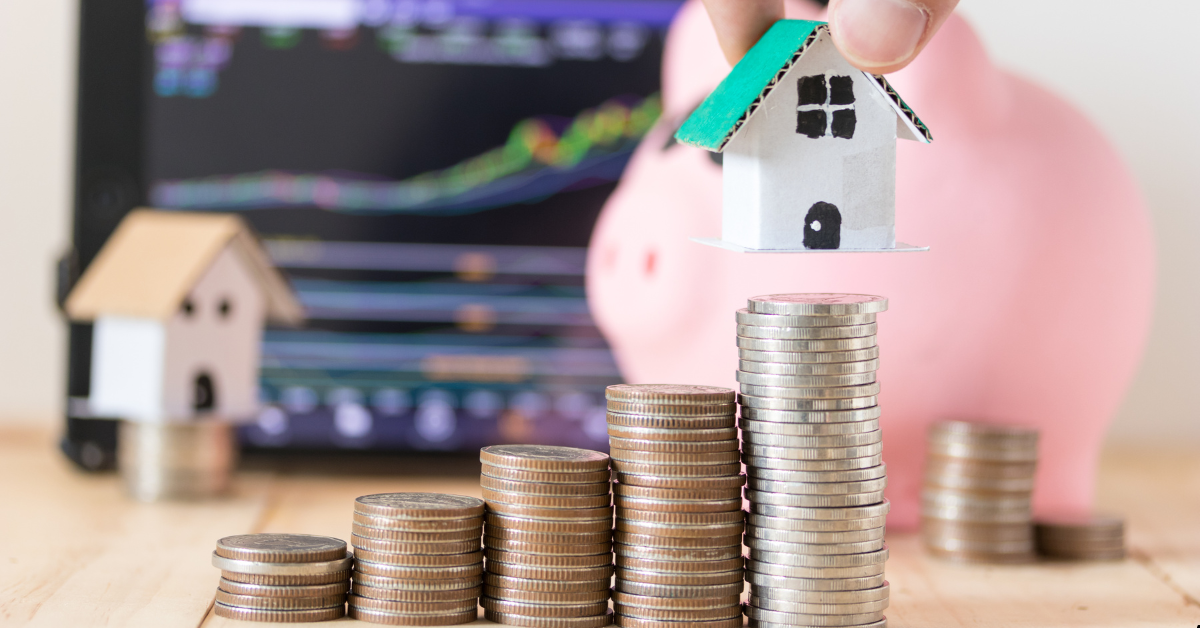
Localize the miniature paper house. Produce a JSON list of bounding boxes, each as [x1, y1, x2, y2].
[[676, 20, 932, 252], [64, 210, 303, 423]]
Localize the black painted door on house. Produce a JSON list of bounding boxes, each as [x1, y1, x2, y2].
[[193, 372, 216, 412], [804, 202, 842, 249]]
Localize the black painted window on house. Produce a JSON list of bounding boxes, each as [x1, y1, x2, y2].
[[796, 74, 856, 139]]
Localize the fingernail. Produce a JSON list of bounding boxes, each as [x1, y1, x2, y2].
[[833, 0, 928, 69]]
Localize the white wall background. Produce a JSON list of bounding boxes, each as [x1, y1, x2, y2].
[[0, 1, 1196, 441]]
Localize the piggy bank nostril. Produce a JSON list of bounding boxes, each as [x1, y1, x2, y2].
[[644, 250, 657, 277]]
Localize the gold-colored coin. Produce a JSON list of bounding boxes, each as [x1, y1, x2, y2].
[[484, 574, 611, 593], [606, 410, 735, 427], [351, 549, 483, 567], [747, 477, 887, 495], [352, 583, 481, 602], [735, 308, 876, 327], [219, 570, 351, 586], [351, 524, 482, 543], [481, 476, 612, 497], [750, 582, 889, 604], [483, 489, 612, 509], [743, 453, 883, 472], [616, 473, 746, 491], [483, 465, 612, 485], [615, 567, 744, 586], [484, 537, 612, 556], [485, 548, 612, 568], [353, 511, 484, 532], [483, 609, 613, 628], [485, 561, 614, 582], [745, 606, 884, 626], [348, 572, 480, 591], [740, 405, 881, 424], [609, 437, 739, 454], [352, 535, 480, 555], [613, 532, 740, 550], [486, 502, 613, 521], [482, 597, 610, 618], [737, 358, 879, 375], [614, 580, 743, 598], [738, 394, 878, 412], [616, 509, 744, 525], [605, 384, 736, 406], [353, 559, 482, 579], [744, 536, 884, 555], [613, 461, 742, 477], [355, 493, 485, 520], [615, 615, 743, 628], [613, 604, 742, 621], [481, 445, 611, 473], [614, 520, 744, 538], [607, 425, 739, 442], [348, 606, 477, 625], [738, 347, 880, 365], [215, 534, 347, 563], [484, 526, 612, 545], [614, 543, 741, 562], [212, 552, 353, 576], [484, 586, 609, 605], [615, 556, 743, 573], [747, 513, 887, 533], [745, 525, 885, 545], [746, 571, 885, 592], [485, 512, 614, 533], [217, 578, 348, 598], [348, 594, 477, 614], [746, 489, 886, 508], [742, 430, 882, 449], [747, 464, 887, 484], [746, 560, 884, 580], [213, 602, 345, 622], [214, 591, 346, 611]]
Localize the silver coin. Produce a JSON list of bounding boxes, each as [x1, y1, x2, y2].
[[614, 543, 743, 562], [739, 347, 880, 364], [746, 525, 885, 544], [919, 506, 1031, 523], [216, 534, 347, 563], [924, 473, 1035, 493], [737, 337, 878, 353], [211, 552, 353, 576], [921, 491, 1031, 509], [745, 606, 885, 626], [355, 493, 486, 519], [606, 384, 736, 405], [744, 536, 885, 555], [740, 406, 881, 424], [746, 294, 888, 316], [745, 571, 885, 592], [747, 477, 886, 495], [738, 395, 878, 411], [747, 560, 886, 579], [747, 465, 887, 484], [739, 359, 879, 377], [749, 501, 890, 521], [744, 454, 883, 472], [748, 618, 888, 628], [742, 430, 882, 449], [927, 441, 1038, 462], [740, 419, 880, 437], [747, 489, 886, 508], [743, 443, 883, 460], [750, 582, 888, 604], [750, 547, 888, 568], [748, 514, 888, 533], [736, 309, 876, 328], [737, 371, 877, 388], [737, 323, 877, 340], [481, 444, 611, 472], [616, 580, 744, 598], [749, 595, 888, 615], [739, 383, 881, 400]]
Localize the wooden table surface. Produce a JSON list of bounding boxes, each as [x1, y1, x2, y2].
[[1, 427, 1197, 627]]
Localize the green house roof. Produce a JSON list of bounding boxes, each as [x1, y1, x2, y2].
[[675, 20, 932, 152]]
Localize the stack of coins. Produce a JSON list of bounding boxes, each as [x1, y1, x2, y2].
[[349, 493, 484, 625], [479, 445, 614, 628], [605, 384, 745, 628], [1035, 515, 1125, 561], [119, 420, 237, 501], [211, 534, 351, 622], [922, 421, 1039, 564], [737, 294, 891, 628]]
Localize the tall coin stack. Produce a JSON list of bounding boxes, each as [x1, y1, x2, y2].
[[605, 384, 746, 628], [480, 445, 615, 628], [737, 294, 891, 628], [349, 493, 485, 625], [211, 533, 351, 622], [921, 421, 1038, 564]]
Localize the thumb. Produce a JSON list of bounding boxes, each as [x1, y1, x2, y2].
[[828, 0, 960, 74], [700, 0, 785, 66]]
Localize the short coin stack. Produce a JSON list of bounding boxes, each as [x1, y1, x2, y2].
[[349, 493, 484, 625], [1035, 515, 1125, 561], [605, 384, 745, 628], [737, 294, 891, 628], [480, 444, 614, 628], [120, 420, 237, 501], [211, 533, 351, 622], [922, 421, 1039, 564]]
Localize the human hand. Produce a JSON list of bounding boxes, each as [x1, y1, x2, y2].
[[700, 0, 961, 74]]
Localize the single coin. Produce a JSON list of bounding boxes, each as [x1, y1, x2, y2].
[[750, 582, 889, 604], [220, 570, 351, 586], [747, 560, 885, 580], [340, 572, 478, 591], [352, 549, 483, 567], [353, 511, 485, 532], [746, 489, 886, 508], [353, 559, 483, 579], [213, 602, 345, 622], [740, 406, 882, 424], [614, 484, 742, 502], [930, 421, 1038, 440], [485, 561, 613, 582], [607, 425, 739, 442], [746, 525, 885, 545], [613, 462, 742, 477], [921, 490, 1031, 509], [485, 548, 612, 568], [748, 513, 887, 533], [923, 537, 1035, 553], [349, 606, 477, 625], [615, 520, 744, 538], [615, 543, 741, 562], [481, 476, 613, 497], [214, 591, 346, 611], [351, 524, 482, 543], [741, 419, 880, 437], [609, 449, 740, 466], [923, 472, 1035, 493], [927, 432, 1039, 450], [614, 532, 741, 549], [485, 512, 614, 533], [750, 547, 888, 568], [482, 597, 609, 618], [742, 430, 882, 449], [919, 505, 1031, 523], [483, 489, 612, 510], [484, 537, 612, 556], [748, 477, 887, 496], [616, 580, 744, 598], [613, 603, 742, 621], [606, 404, 737, 419], [746, 571, 885, 592], [609, 437, 739, 454], [616, 509, 744, 525], [481, 445, 611, 473], [616, 473, 746, 491], [748, 500, 890, 521], [348, 594, 477, 614], [616, 497, 742, 513], [750, 595, 888, 615], [484, 574, 610, 593], [744, 442, 883, 461], [483, 465, 612, 485], [745, 606, 884, 627], [743, 453, 883, 472], [737, 323, 878, 340], [486, 502, 613, 521], [737, 336, 877, 353], [737, 370, 877, 389], [747, 294, 888, 316], [738, 347, 880, 364], [484, 586, 609, 605], [926, 441, 1037, 462], [923, 546, 1036, 564], [615, 556, 743, 574], [922, 458, 1037, 479], [738, 358, 879, 375], [616, 567, 744, 586], [606, 384, 736, 406], [215, 534, 347, 563], [212, 552, 353, 576], [747, 464, 887, 484], [352, 535, 480, 555], [617, 615, 743, 628], [744, 537, 884, 555], [748, 618, 888, 628], [355, 493, 486, 519], [738, 395, 878, 412], [218, 578, 350, 598], [739, 382, 881, 400], [483, 526, 612, 545], [483, 609, 613, 628], [352, 583, 481, 602]]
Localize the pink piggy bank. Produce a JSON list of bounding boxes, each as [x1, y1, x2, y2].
[[587, 0, 1155, 529]]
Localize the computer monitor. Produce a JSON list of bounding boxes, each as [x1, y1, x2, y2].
[[64, 0, 683, 467]]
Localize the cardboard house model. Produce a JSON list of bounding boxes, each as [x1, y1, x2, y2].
[[64, 210, 303, 423], [676, 20, 932, 252]]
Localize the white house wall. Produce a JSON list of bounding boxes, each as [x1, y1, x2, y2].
[[722, 30, 898, 250], [90, 316, 166, 422], [162, 245, 266, 422]]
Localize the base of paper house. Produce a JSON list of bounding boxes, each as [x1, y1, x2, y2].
[[691, 237, 929, 253]]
